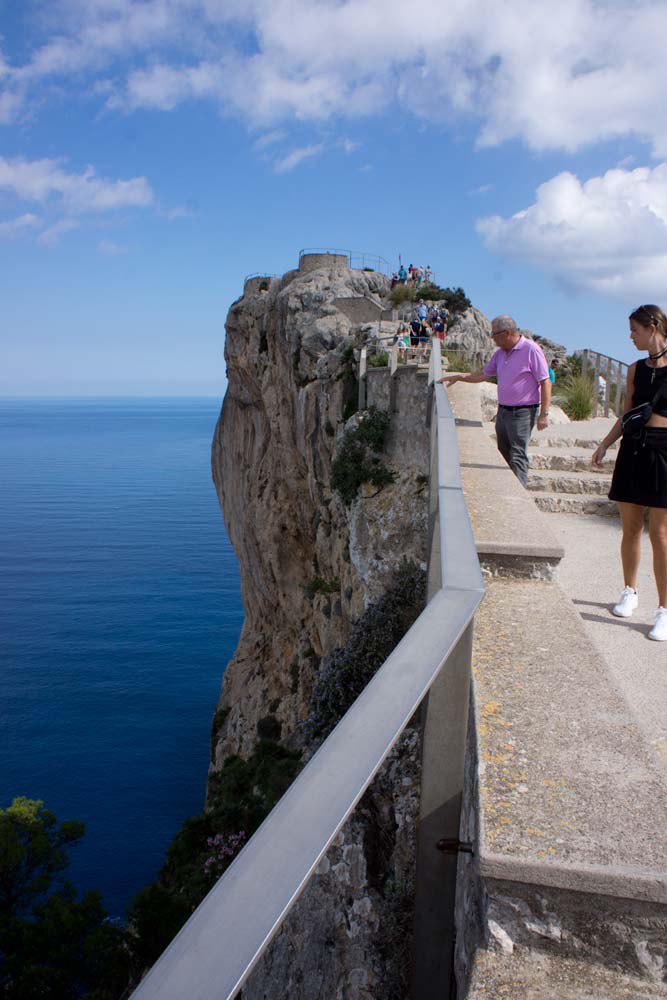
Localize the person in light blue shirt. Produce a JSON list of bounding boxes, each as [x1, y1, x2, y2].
[[417, 300, 428, 321]]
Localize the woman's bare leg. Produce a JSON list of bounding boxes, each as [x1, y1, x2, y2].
[[618, 501, 645, 590], [648, 507, 667, 606]]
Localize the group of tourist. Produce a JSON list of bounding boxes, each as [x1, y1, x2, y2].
[[390, 263, 433, 288], [440, 306, 667, 642], [392, 300, 449, 359]]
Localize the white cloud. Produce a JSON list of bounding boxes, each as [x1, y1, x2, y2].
[[0, 213, 40, 238], [37, 218, 80, 247], [0, 157, 155, 212], [477, 163, 667, 298], [254, 129, 287, 150], [98, 239, 128, 255], [273, 143, 324, 173], [3, 1, 667, 156]]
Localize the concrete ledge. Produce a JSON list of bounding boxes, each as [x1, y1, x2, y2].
[[474, 577, 667, 880], [467, 948, 667, 999], [445, 383, 565, 576]]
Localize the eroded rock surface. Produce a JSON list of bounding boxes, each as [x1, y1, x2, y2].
[[210, 261, 430, 997]]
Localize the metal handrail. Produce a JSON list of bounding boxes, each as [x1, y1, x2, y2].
[[132, 343, 484, 1000], [580, 348, 628, 417]]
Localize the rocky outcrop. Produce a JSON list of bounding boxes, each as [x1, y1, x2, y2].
[[210, 258, 430, 997], [211, 262, 428, 760]]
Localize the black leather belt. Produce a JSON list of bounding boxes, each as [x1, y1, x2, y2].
[[498, 403, 539, 411]]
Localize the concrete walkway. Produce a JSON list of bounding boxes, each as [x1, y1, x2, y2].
[[530, 415, 667, 776]]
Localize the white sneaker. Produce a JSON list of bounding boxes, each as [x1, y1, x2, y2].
[[649, 607, 667, 641], [612, 586, 638, 617]]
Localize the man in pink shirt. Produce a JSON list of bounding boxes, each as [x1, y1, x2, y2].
[[439, 315, 551, 486]]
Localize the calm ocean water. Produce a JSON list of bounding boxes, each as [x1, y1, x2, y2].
[[0, 397, 243, 917]]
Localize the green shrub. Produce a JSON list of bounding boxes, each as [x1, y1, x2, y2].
[[443, 353, 473, 373], [441, 286, 472, 313], [556, 373, 596, 420], [305, 562, 426, 745], [369, 352, 389, 368], [331, 408, 394, 505], [417, 284, 471, 313], [415, 282, 447, 300], [127, 739, 303, 968], [389, 285, 416, 307], [305, 575, 340, 598]]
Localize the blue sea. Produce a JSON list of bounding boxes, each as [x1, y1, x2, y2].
[[0, 397, 243, 918]]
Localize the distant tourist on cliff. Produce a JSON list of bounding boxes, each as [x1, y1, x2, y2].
[[438, 315, 551, 487], [592, 304, 667, 641], [397, 264, 407, 283]]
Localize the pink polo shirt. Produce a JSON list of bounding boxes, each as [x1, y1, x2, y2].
[[483, 336, 549, 406]]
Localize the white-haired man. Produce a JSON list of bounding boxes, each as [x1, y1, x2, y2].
[[439, 315, 551, 486]]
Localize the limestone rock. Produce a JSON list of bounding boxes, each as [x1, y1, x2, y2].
[[211, 258, 428, 998]]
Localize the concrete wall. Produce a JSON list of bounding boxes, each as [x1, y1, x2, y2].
[[448, 382, 667, 1000]]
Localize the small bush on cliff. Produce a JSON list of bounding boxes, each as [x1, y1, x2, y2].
[[127, 739, 303, 969], [304, 575, 340, 598], [304, 562, 426, 745], [368, 351, 389, 368], [389, 285, 416, 307], [440, 286, 472, 313], [331, 408, 394, 505]]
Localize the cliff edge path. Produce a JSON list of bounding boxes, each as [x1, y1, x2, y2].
[[529, 415, 667, 776]]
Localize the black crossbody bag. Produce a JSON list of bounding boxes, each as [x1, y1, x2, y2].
[[622, 377, 667, 434]]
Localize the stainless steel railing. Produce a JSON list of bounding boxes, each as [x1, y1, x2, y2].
[[132, 339, 484, 1000]]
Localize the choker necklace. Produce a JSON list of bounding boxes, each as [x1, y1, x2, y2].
[[649, 346, 667, 361]]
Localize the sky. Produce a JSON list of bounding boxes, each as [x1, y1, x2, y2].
[[2, 0, 667, 395]]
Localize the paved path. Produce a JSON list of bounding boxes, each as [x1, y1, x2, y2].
[[529, 415, 667, 775]]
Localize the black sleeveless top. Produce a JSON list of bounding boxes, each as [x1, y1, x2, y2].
[[632, 359, 667, 414]]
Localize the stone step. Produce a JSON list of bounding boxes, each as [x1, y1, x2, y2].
[[532, 492, 618, 515], [529, 446, 615, 473], [527, 469, 611, 495], [530, 435, 618, 450]]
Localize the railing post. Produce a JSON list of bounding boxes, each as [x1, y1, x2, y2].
[[358, 347, 367, 411], [604, 356, 611, 417], [615, 364, 623, 417]]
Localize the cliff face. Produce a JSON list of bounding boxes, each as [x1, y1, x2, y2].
[[211, 263, 429, 761], [210, 259, 431, 997]]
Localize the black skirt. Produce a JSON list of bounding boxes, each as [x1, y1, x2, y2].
[[609, 427, 667, 508]]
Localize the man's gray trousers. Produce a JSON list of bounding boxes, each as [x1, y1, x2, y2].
[[494, 405, 538, 487]]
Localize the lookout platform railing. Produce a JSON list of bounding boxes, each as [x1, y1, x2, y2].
[[581, 348, 628, 417], [131, 339, 484, 1000]]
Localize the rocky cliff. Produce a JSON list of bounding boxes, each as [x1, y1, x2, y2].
[[210, 258, 432, 997]]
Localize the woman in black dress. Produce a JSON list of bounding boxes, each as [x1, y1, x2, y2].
[[592, 305, 667, 640]]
